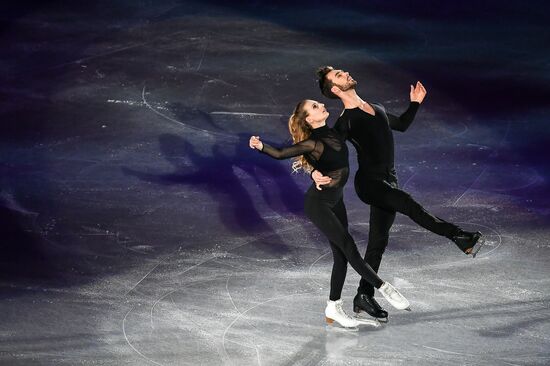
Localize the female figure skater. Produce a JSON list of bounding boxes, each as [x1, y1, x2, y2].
[[249, 99, 410, 329]]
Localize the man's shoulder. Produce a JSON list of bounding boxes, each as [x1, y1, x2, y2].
[[370, 102, 386, 111], [335, 110, 351, 124], [334, 110, 347, 122]]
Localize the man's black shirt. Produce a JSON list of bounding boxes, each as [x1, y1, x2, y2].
[[334, 102, 419, 169]]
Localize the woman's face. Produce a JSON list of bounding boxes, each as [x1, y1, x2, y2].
[[304, 100, 329, 125]]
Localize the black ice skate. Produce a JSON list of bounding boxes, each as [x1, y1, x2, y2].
[[353, 293, 389, 322], [452, 231, 485, 258]]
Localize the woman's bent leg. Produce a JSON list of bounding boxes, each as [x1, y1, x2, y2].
[[304, 193, 383, 290]]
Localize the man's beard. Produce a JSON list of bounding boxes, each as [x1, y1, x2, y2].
[[339, 80, 357, 92]]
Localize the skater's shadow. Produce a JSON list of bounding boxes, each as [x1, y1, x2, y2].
[[121, 133, 309, 256], [169, 101, 306, 216], [231, 132, 305, 215], [170, 102, 225, 133]]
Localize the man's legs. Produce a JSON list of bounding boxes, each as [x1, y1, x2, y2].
[[359, 179, 461, 240], [358, 205, 396, 296], [356, 176, 483, 255]]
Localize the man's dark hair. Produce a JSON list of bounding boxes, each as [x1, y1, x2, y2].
[[316, 66, 338, 99]]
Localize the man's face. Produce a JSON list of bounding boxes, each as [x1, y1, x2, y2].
[[327, 69, 357, 92]]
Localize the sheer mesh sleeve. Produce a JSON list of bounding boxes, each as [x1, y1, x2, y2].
[[260, 139, 317, 160]]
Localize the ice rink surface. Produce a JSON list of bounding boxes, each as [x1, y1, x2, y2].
[[1, 1, 549, 365]]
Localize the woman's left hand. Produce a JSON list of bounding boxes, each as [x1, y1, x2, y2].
[[249, 136, 263, 150]]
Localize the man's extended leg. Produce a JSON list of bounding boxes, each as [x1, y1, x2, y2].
[[359, 179, 483, 253], [357, 178, 456, 236]]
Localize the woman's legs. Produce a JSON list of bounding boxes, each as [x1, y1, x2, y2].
[[304, 193, 384, 291], [328, 242, 347, 301], [327, 198, 349, 301]]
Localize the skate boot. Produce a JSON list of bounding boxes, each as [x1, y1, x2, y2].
[[325, 299, 360, 329], [452, 230, 485, 258], [353, 293, 388, 323], [378, 282, 411, 311]]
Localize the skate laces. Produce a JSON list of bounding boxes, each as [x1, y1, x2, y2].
[[335, 301, 353, 321], [384, 283, 399, 300], [371, 297, 382, 309]]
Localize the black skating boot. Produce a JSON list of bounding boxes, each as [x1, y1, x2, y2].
[[452, 230, 485, 257], [353, 293, 388, 322]]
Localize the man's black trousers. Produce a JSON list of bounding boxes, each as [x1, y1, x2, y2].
[[354, 166, 462, 297]]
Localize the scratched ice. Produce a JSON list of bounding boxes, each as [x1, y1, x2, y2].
[[1, 2, 549, 366]]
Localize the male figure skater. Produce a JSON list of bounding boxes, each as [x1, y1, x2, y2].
[[312, 66, 485, 322]]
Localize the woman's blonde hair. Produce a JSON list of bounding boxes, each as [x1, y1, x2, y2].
[[288, 100, 314, 173]]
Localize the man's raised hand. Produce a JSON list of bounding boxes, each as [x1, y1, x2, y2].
[[410, 81, 427, 103]]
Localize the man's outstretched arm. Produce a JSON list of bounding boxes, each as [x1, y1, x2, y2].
[[388, 81, 426, 132]]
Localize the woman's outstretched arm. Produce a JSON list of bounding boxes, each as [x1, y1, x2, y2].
[[249, 136, 316, 160]]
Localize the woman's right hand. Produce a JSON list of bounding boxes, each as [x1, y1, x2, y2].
[[249, 136, 263, 151]]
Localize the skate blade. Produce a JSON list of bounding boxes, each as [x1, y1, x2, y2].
[[355, 317, 382, 328], [325, 325, 359, 332], [471, 237, 486, 258], [354, 311, 388, 324], [391, 302, 411, 311], [325, 317, 359, 331]]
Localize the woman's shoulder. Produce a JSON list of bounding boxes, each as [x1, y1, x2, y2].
[[297, 137, 318, 147]]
